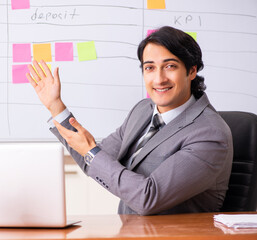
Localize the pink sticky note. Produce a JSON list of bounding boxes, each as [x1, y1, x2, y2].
[[12, 65, 29, 84], [147, 29, 157, 36], [147, 93, 150, 98], [55, 42, 73, 61], [13, 43, 31, 62], [11, 0, 30, 10]]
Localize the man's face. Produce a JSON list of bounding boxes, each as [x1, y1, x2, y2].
[[142, 43, 197, 113]]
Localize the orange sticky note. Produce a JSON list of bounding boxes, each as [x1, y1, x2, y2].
[[33, 43, 52, 62], [147, 0, 166, 9]]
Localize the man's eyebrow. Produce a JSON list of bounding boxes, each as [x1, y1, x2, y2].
[[142, 61, 154, 65], [142, 58, 179, 65], [163, 58, 179, 63]]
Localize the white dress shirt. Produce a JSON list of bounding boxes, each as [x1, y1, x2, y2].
[[153, 94, 196, 125]]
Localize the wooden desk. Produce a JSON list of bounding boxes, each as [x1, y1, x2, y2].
[[1, 213, 257, 239]]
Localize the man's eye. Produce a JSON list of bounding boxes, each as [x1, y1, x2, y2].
[[145, 66, 153, 71], [166, 64, 176, 69]]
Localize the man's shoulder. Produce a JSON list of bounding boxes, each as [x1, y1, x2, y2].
[[137, 98, 153, 106], [188, 93, 232, 136], [193, 105, 232, 141], [131, 98, 154, 112], [123, 98, 154, 125]]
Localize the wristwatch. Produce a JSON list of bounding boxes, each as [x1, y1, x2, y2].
[[84, 146, 101, 166]]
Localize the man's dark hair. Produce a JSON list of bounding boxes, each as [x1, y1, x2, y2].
[[137, 26, 206, 98]]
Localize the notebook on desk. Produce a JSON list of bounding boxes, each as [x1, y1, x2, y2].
[[0, 142, 80, 228]]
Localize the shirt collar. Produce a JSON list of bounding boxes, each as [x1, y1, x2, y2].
[[152, 95, 196, 125]]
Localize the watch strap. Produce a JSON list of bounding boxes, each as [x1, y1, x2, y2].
[[89, 146, 101, 156]]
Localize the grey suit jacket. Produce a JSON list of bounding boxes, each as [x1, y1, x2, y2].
[[51, 93, 233, 215]]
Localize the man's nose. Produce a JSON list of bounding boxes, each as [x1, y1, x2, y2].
[[154, 69, 167, 85]]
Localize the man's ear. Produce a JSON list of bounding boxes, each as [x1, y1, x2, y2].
[[189, 66, 197, 80]]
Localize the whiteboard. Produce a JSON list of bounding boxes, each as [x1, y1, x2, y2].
[[0, 0, 256, 141]]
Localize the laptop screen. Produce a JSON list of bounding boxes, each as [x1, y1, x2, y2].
[[0, 142, 69, 227]]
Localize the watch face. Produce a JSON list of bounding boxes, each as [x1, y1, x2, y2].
[[84, 153, 93, 165], [84, 147, 100, 166]]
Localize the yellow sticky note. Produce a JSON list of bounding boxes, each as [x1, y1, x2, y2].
[[33, 43, 52, 62], [77, 41, 97, 61], [32, 63, 51, 83], [186, 32, 197, 41], [147, 0, 166, 9]]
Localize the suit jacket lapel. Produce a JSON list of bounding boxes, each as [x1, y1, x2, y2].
[[117, 100, 154, 161], [128, 93, 211, 171], [128, 112, 188, 170]]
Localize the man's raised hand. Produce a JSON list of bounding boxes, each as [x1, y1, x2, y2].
[[26, 60, 66, 117]]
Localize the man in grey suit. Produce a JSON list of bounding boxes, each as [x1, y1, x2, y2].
[[27, 26, 233, 215]]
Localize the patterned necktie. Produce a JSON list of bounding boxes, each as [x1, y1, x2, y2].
[[128, 114, 165, 166]]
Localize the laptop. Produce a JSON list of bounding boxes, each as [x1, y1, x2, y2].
[[0, 142, 80, 228]]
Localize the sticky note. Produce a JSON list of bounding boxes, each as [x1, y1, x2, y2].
[[147, 29, 157, 37], [186, 32, 197, 41], [13, 43, 31, 62], [147, 93, 150, 98], [77, 41, 97, 61], [55, 42, 73, 61], [11, 0, 30, 10], [147, 0, 166, 9], [12, 65, 29, 84], [33, 43, 52, 62]]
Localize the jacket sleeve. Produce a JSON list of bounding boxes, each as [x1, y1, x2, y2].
[[49, 100, 145, 174]]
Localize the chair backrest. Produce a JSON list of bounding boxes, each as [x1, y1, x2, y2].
[[219, 111, 257, 212]]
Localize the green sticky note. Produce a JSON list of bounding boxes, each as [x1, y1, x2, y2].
[[77, 41, 97, 61], [186, 32, 197, 41]]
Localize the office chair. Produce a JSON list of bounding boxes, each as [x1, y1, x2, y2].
[[218, 111, 257, 212]]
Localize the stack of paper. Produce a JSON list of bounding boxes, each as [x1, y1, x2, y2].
[[214, 222, 257, 234], [214, 214, 257, 229]]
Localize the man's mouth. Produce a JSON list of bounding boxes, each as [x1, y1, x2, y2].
[[154, 87, 172, 92]]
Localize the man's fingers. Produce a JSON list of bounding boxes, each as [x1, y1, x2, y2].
[[28, 64, 41, 83], [53, 120, 81, 149], [33, 60, 46, 79], [54, 67, 60, 85], [53, 120, 70, 138], [40, 60, 53, 78], [69, 117, 83, 131], [26, 72, 37, 88]]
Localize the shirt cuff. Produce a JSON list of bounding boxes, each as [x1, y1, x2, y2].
[[47, 108, 71, 128]]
